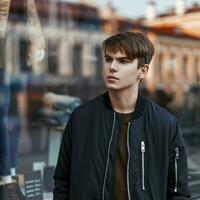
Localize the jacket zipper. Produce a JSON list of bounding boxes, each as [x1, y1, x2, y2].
[[141, 141, 145, 190], [127, 122, 131, 200], [102, 112, 116, 200], [174, 147, 179, 192]]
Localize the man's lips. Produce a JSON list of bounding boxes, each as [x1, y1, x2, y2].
[[107, 76, 119, 80]]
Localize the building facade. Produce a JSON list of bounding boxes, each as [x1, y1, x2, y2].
[[134, 0, 200, 107]]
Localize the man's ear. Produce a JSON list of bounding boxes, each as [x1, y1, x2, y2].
[[138, 64, 149, 80]]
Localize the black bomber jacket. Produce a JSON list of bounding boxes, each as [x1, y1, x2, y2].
[[53, 92, 191, 200]]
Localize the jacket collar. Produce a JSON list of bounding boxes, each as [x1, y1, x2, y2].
[[103, 91, 147, 120]]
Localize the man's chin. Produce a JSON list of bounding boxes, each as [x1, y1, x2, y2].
[[106, 84, 134, 92], [106, 85, 120, 91]]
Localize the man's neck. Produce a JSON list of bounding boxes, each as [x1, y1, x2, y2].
[[108, 87, 139, 114]]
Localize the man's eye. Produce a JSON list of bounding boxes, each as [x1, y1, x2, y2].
[[119, 60, 129, 64], [105, 58, 112, 63]]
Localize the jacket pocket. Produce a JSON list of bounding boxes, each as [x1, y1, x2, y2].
[[174, 147, 179, 192]]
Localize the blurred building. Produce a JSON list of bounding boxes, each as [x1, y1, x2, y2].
[[133, 0, 200, 107], [6, 0, 105, 82], [143, 0, 200, 37], [5, 0, 200, 108], [5, 0, 136, 101], [100, 1, 134, 33]]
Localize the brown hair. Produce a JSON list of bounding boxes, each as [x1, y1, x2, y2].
[[102, 32, 155, 67]]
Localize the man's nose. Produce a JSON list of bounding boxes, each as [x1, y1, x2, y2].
[[109, 60, 118, 72]]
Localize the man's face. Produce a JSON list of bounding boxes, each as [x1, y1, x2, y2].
[[103, 49, 142, 91]]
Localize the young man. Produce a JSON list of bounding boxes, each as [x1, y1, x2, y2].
[[53, 32, 191, 200]]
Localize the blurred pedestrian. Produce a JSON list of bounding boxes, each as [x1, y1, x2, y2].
[[0, 0, 45, 199]]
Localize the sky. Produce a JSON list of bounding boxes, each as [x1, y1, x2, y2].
[[94, 0, 200, 18]]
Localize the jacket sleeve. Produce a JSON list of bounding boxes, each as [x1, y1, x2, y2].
[[167, 119, 191, 200], [53, 116, 73, 200]]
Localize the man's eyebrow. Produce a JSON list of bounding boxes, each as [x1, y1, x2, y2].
[[104, 55, 111, 57], [117, 57, 131, 60], [104, 55, 130, 59]]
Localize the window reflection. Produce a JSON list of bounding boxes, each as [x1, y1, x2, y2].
[[0, 0, 200, 199]]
